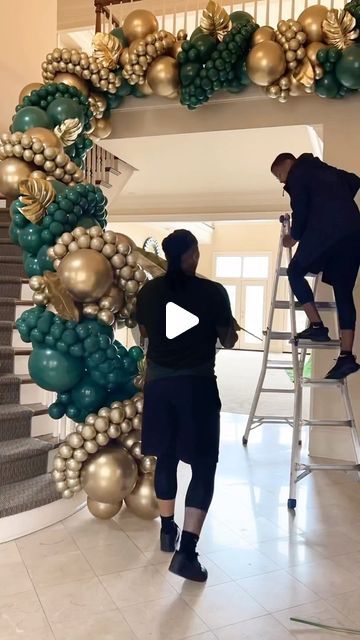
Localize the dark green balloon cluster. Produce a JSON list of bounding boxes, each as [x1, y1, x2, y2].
[[316, 46, 360, 99], [178, 14, 256, 109], [16, 307, 144, 423], [345, 0, 360, 30], [9, 183, 107, 277]]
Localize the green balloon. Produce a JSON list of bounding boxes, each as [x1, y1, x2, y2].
[[18, 224, 43, 254], [234, 59, 251, 85], [190, 26, 204, 42], [51, 179, 68, 195], [47, 98, 85, 127], [110, 27, 128, 48], [114, 79, 132, 97], [71, 375, 107, 412], [131, 84, 147, 98], [9, 223, 20, 245], [77, 216, 100, 229], [37, 244, 55, 272], [49, 402, 66, 419], [106, 93, 124, 109], [128, 346, 144, 362], [29, 347, 84, 392], [192, 34, 217, 63], [12, 106, 52, 132], [316, 73, 341, 98], [226, 79, 246, 93], [230, 11, 254, 26], [180, 63, 202, 86], [335, 44, 360, 89]]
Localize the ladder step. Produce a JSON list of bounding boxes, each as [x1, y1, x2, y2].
[[274, 301, 337, 310], [254, 415, 293, 423], [268, 360, 293, 370], [302, 377, 344, 387], [279, 267, 288, 276], [298, 463, 360, 472], [291, 339, 340, 349], [262, 388, 294, 394], [267, 331, 292, 340], [304, 419, 352, 427]]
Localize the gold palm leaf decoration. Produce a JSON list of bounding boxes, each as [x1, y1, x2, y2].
[[92, 32, 122, 69], [293, 57, 315, 88], [54, 118, 83, 147], [200, 1, 232, 42], [323, 9, 359, 50], [18, 178, 56, 224], [43, 271, 80, 322]]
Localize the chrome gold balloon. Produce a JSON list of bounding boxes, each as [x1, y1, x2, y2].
[[298, 5, 328, 43], [81, 445, 138, 503], [125, 473, 159, 520], [57, 249, 113, 303], [0, 158, 33, 198], [87, 497, 122, 519], [123, 10, 159, 43]]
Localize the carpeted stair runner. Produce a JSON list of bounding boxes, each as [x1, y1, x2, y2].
[[0, 206, 60, 518]]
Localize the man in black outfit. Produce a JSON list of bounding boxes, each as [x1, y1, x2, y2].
[[135, 230, 238, 582], [271, 152, 360, 380]]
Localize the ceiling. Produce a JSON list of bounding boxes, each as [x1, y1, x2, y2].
[[103, 124, 322, 221]]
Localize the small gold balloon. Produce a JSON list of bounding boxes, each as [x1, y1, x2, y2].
[[52, 469, 65, 482], [57, 249, 113, 303], [125, 473, 159, 520], [58, 443, 73, 459], [53, 455, 66, 471], [246, 41, 286, 86], [120, 419, 133, 434], [83, 303, 99, 318], [67, 432, 84, 449], [18, 82, 43, 103], [132, 415, 142, 430], [306, 41, 328, 66], [84, 439, 99, 454], [81, 445, 138, 503], [298, 5, 329, 43], [108, 423, 121, 439], [87, 497, 122, 519], [252, 26, 276, 46], [53, 72, 89, 95], [0, 158, 33, 198], [97, 309, 115, 325], [130, 441, 142, 460], [66, 458, 82, 471], [110, 406, 125, 424], [96, 432, 110, 447], [123, 10, 159, 43], [92, 115, 112, 140], [73, 447, 88, 462], [140, 456, 156, 474], [288, 74, 307, 97], [147, 55, 179, 98]]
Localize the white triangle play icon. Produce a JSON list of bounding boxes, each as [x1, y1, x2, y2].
[[166, 302, 199, 339]]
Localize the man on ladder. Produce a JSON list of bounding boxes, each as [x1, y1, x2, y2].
[[271, 152, 360, 380]]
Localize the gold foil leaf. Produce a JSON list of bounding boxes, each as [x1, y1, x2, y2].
[[92, 32, 122, 69], [200, 1, 232, 41], [18, 178, 56, 224], [293, 57, 315, 88], [54, 118, 83, 146], [43, 271, 80, 322], [323, 9, 359, 50]]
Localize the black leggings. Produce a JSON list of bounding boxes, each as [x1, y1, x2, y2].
[[154, 453, 217, 512], [288, 258, 358, 331]]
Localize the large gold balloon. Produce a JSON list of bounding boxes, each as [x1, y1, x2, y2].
[[0, 158, 33, 198], [123, 10, 159, 43], [251, 26, 276, 47], [57, 248, 113, 302], [53, 72, 90, 96], [26, 127, 63, 154], [115, 232, 136, 249], [298, 5, 328, 43], [87, 497, 122, 519], [18, 82, 43, 103], [92, 115, 112, 140], [81, 445, 138, 503], [125, 473, 159, 520], [139, 78, 154, 96], [147, 56, 179, 98], [306, 41, 328, 66], [246, 41, 286, 86]]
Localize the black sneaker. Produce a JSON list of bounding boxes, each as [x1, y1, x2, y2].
[[295, 325, 330, 343], [169, 551, 208, 582], [325, 354, 360, 380], [160, 524, 180, 552]]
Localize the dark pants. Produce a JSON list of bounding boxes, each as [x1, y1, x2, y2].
[[288, 235, 360, 331], [155, 453, 217, 512]]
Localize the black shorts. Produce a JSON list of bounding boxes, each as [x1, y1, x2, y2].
[[142, 376, 221, 464], [306, 232, 360, 287]]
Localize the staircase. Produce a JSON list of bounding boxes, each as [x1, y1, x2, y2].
[[0, 207, 60, 519]]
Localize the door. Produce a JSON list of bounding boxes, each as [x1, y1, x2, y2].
[[240, 280, 266, 350]]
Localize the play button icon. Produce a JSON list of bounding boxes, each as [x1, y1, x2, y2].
[[166, 302, 199, 339]]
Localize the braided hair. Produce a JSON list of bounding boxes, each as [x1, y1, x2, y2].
[[162, 229, 198, 291]]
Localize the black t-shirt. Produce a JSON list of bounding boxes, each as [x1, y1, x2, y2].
[[135, 275, 233, 370]]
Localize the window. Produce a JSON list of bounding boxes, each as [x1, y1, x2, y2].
[[243, 256, 269, 279], [215, 256, 242, 278], [215, 255, 269, 279]]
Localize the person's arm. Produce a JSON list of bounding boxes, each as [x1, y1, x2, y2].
[[215, 285, 239, 349], [138, 324, 148, 339]]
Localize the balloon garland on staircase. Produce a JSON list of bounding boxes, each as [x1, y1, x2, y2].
[[1, 0, 360, 521]]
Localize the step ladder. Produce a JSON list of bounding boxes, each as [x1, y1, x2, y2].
[[242, 215, 360, 509]]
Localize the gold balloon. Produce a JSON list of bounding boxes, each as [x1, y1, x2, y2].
[[120, 48, 130, 67], [147, 56, 179, 97], [171, 41, 184, 59], [125, 473, 159, 520], [0, 158, 33, 198], [92, 115, 112, 140], [81, 445, 138, 503], [298, 5, 328, 43], [246, 41, 286, 86], [115, 233, 136, 249], [26, 127, 63, 154], [87, 497, 122, 519], [251, 26, 276, 47], [57, 248, 113, 303], [306, 41, 328, 66], [138, 77, 154, 95], [18, 82, 43, 103], [140, 456, 156, 474], [120, 429, 139, 450], [288, 74, 307, 96], [123, 10, 159, 43], [53, 72, 90, 96]]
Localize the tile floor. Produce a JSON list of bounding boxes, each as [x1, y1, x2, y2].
[[2, 413, 360, 639]]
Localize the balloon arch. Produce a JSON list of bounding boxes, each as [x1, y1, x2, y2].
[[1, 1, 360, 520]]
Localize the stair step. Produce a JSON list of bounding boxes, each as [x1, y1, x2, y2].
[[0, 473, 60, 518], [0, 259, 26, 277], [105, 166, 121, 176], [95, 179, 111, 188], [27, 402, 48, 416], [0, 255, 23, 264], [0, 242, 22, 256], [0, 403, 33, 441], [0, 437, 55, 486]]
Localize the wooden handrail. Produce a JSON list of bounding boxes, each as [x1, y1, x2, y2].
[[94, 0, 142, 33]]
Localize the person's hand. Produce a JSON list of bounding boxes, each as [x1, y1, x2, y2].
[[233, 317, 241, 332], [283, 234, 297, 248]]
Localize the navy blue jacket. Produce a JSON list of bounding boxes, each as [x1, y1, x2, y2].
[[285, 153, 360, 268]]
